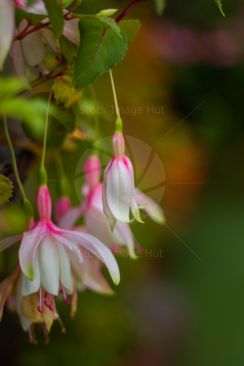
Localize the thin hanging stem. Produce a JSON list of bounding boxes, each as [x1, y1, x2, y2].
[[109, 69, 123, 131], [3, 115, 33, 216], [54, 152, 70, 196], [39, 89, 52, 185]]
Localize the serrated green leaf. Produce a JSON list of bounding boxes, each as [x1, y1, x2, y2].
[[154, 0, 166, 15], [43, 0, 64, 38], [95, 15, 123, 37], [119, 19, 141, 43], [73, 17, 128, 88], [215, 0, 226, 16], [0, 174, 13, 205]]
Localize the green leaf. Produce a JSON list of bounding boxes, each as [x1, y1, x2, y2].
[[154, 0, 166, 14], [21, 106, 75, 148], [60, 36, 78, 62], [0, 174, 13, 205], [215, 0, 226, 16], [97, 9, 118, 17], [0, 98, 47, 126], [0, 78, 26, 98], [119, 19, 141, 43], [73, 17, 128, 88], [43, 0, 64, 38], [62, 0, 73, 7]]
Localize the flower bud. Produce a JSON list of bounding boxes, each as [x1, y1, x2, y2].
[[84, 155, 101, 189], [112, 132, 125, 157], [37, 185, 52, 221]]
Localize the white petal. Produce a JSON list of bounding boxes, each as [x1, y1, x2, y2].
[[102, 177, 116, 231], [27, 1, 47, 15], [85, 206, 115, 246], [22, 27, 45, 66], [19, 223, 45, 280], [10, 41, 28, 84], [106, 160, 132, 223], [52, 233, 84, 264], [56, 244, 73, 294], [114, 223, 137, 259], [21, 263, 40, 296], [40, 29, 58, 52], [62, 230, 120, 285], [38, 236, 59, 295], [58, 207, 82, 229], [82, 257, 113, 295], [63, 19, 80, 45], [135, 189, 165, 224], [0, 0, 15, 69]]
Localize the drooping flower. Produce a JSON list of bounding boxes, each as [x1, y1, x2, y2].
[[18, 184, 120, 311], [0, 266, 64, 343], [55, 194, 114, 295], [102, 132, 143, 229], [85, 182, 137, 259], [59, 155, 137, 258]]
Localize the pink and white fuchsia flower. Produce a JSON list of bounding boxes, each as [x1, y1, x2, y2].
[[19, 184, 120, 311], [55, 194, 114, 295], [84, 155, 137, 258], [103, 132, 143, 229], [59, 155, 137, 258]]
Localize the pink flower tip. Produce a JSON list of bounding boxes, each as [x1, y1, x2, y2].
[[84, 155, 101, 189], [37, 185, 52, 221], [113, 132, 125, 157], [55, 196, 71, 223]]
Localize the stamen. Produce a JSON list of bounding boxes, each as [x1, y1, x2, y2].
[[28, 325, 38, 345], [71, 286, 77, 318], [61, 287, 70, 305], [37, 289, 43, 313], [57, 317, 66, 333], [41, 323, 50, 345], [44, 292, 54, 311]]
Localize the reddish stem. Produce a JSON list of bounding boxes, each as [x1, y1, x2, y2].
[[15, 13, 76, 41], [115, 0, 148, 22]]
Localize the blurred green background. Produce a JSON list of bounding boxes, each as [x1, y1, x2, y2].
[[1, 0, 244, 365]]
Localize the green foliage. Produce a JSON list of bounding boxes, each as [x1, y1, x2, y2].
[[154, 0, 166, 14], [73, 17, 128, 88], [60, 36, 78, 62], [21, 104, 75, 148], [97, 9, 118, 17], [0, 174, 13, 205], [215, 0, 225, 16], [43, 0, 64, 38], [0, 78, 26, 98], [0, 98, 47, 126]]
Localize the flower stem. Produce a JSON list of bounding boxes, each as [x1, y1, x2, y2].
[[54, 152, 70, 196], [109, 69, 123, 132], [3, 115, 33, 216], [39, 90, 52, 185]]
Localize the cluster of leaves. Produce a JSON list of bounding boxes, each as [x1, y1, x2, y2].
[[0, 0, 225, 206]]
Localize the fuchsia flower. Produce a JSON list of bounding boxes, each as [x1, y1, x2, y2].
[[0, 267, 61, 341], [103, 132, 143, 228], [84, 155, 137, 258], [19, 184, 120, 311], [59, 155, 137, 258], [55, 194, 114, 295]]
